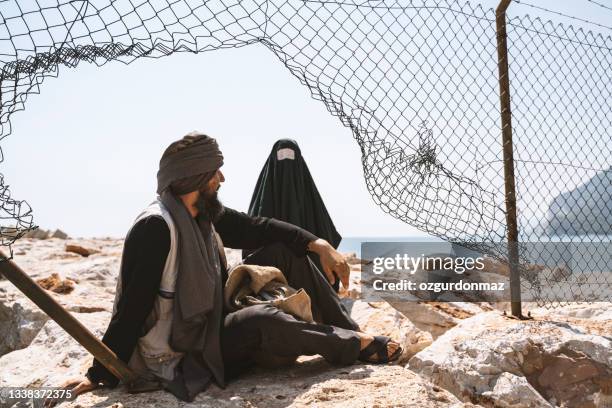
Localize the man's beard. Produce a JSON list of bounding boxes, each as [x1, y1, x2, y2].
[[196, 189, 225, 222]]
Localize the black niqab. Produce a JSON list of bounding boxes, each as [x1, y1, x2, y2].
[[247, 140, 342, 291], [248, 139, 341, 248]]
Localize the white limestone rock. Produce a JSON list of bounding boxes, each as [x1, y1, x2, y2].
[[0, 292, 49, 356], [481, 372, 553, 408], [528, 302, 612, 337], [409, 311, 612, 408]]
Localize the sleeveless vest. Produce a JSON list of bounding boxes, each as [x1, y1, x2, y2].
[[114, 198, 184, 381]]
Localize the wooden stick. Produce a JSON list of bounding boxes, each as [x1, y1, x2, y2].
[[0, 250, 138, 384]]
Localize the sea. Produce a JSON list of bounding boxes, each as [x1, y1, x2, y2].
[[337, 236, 443, 257]]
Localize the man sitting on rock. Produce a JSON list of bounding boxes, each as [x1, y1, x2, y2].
[[60, 132, 402, 402]]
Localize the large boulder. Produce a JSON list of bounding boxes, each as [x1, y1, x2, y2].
[[409, 311, 612, 408], [0, 290, 49, 356]]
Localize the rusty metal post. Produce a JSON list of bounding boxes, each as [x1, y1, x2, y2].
[[495, 0, 522, 318], [0, 250, 138, 384]]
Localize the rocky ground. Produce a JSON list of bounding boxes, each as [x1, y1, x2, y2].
[[0, 237, 610, 407]]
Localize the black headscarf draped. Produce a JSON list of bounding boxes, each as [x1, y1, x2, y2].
[[248, 139, 342, 248], [156, 132, 225, 401]]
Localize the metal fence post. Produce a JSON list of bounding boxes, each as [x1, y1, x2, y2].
[[495, 0, 523, 318], [0, 251, 139, 384]]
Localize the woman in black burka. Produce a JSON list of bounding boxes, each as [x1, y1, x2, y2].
[[245, 139, 342, 292]]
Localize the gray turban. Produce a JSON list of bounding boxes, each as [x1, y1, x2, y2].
[[156, 132, 224, 194]]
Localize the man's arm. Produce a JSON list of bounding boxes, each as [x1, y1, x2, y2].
[[86, 216, 170, 387], [214, 208, 350, 288], [214, 207, 318, 256]]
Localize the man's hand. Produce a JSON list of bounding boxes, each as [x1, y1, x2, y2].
[[307, 238, 350, 289], [43, 376, 98, 408]]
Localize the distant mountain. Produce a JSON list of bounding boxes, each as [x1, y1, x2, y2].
[[547, 167, 612, 236]]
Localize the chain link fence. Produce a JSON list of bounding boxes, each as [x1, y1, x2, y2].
[[0, 0, 610, 305]]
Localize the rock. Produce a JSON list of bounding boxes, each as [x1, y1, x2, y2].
[[479, 256, 547, 280], [50, 229, 69, 239], [409, 311, 612, 408], [390, 301, 460, 338], [341, 298, 433, 363], [389, 301, 492, 339], [36, 273, 76, 294], [531, 302, 612, 322], [23, 228, 50, 239], [528, 302, 612, 337], [0, 294, 49, 357], [0, 227, 22, 239], [65, 243, 100, 257], [482, 372, 553, 408], [343, 252, 369, 265], [549, 266, 572, 281]]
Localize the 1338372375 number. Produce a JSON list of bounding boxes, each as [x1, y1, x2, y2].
[[0, 387, 75, 403]]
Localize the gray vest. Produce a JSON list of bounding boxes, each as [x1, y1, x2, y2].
[[113, 198, 184, 381]]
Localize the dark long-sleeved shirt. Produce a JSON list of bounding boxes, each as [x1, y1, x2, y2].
[[86, 206, 318, 386]]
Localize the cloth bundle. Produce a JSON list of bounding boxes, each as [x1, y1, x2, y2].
[[224, 264, 314, 323]]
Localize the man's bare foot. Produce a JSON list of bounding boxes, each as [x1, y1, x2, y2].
[[43, 376, 97, 408], [357, 332, 402, 363]]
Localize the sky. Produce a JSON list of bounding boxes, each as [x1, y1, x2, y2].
[[0, 0, 609, 239]]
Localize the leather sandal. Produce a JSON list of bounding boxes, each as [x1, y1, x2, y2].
[[358, 335, 402, 364]]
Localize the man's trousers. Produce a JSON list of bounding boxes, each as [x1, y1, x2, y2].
[[221, 243, 361, 381]]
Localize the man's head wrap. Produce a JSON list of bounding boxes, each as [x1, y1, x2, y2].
[[157, 132, 224, 195]]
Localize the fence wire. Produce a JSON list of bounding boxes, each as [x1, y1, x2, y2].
[[0, 0, 610, 306]]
